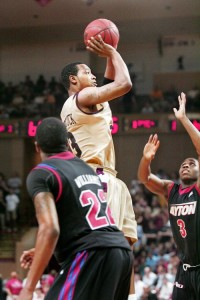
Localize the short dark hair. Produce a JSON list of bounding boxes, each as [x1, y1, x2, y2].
[[36, 117, 68, 154], [60, 62, 82, 90]]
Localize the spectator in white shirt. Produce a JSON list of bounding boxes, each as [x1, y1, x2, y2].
[[134, 273, 148, 300], [157, 276, 173, 300], [7, 171, 22, 198], [5, 188, 20, 232], [142, 266, 157, 288]]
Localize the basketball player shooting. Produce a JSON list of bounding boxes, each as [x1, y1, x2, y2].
[[60, 24, 138, 300]]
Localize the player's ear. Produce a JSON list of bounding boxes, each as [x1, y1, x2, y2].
[[69, 75, 77, 85], [35, 141, 40, 153]]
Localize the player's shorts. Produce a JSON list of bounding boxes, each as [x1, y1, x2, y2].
[[45, 248, 133, 300], [89, 164, 138, 245], [172, 262, 200, 300]]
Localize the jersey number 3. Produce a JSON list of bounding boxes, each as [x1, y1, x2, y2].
[[79, 189, 115, 229], [177, 219, 187, 238], [68, 132, 82, 157]]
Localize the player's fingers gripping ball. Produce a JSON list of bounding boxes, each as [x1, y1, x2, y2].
[[84, 18, 120, 49]]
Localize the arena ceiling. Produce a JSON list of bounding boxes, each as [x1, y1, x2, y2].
[[0, 0, 200, 44]]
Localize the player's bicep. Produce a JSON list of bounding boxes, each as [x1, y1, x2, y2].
[[78, 83, 123, 106], [145, 175, 171, 198], [34, 192, 59, 229]]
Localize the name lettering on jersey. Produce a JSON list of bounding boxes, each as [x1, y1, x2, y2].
[[64, 114, 76, 127], [170, 201, 197, 216], [174, 281, 184, 289], [75, 174, 102, 188]]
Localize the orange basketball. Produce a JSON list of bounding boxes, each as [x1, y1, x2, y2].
[[84, 18, 120, 48]]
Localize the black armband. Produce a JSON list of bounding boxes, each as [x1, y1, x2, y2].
[[102, 77, 114, 86]]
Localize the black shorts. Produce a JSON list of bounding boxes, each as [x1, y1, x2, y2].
[[172, 262, 200, 300], [45, 248, 133, 300]]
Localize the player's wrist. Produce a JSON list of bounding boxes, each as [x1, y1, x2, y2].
[[128, 294, 137, 300]]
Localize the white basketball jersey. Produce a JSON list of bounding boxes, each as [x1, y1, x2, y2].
[[61, 93, 116, 171]]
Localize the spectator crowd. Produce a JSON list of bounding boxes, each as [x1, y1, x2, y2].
[[0, 75, 200, 118], [0, 270, 57, 300]]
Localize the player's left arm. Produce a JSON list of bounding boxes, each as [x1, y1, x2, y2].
[[104, 57, 115, 81], [137, 134, 172, 198], [79, 36, 131, 106], [18, 192, 60, 300], [174, 92, 200, 187], [174, 93, 200, 155]]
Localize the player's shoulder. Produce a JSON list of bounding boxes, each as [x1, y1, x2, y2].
[[28, 160, 58, 177], [61, 94, 78, 118]]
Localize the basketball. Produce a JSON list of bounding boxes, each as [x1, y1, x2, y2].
[[84, 18, 120, 48]]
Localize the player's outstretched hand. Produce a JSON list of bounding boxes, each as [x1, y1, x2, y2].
[[20, 248, 35, 269], [143, 134, 160, 161], [173, 92, 186, 120], [86, 35, 116, 57]]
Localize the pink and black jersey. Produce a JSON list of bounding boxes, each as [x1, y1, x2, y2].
[[26, 152, 131, 264], [168, 183, 200, 265]]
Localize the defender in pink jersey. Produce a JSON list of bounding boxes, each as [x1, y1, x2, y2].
[[138, 93, 200, 300]]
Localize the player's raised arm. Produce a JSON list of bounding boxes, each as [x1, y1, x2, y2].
[[78, 35, 132, 107], [137, 134, 172, 198], [174, 92, 200, 156]]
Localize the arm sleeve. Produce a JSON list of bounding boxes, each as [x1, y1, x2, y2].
[[26, 169, 56, 200]]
